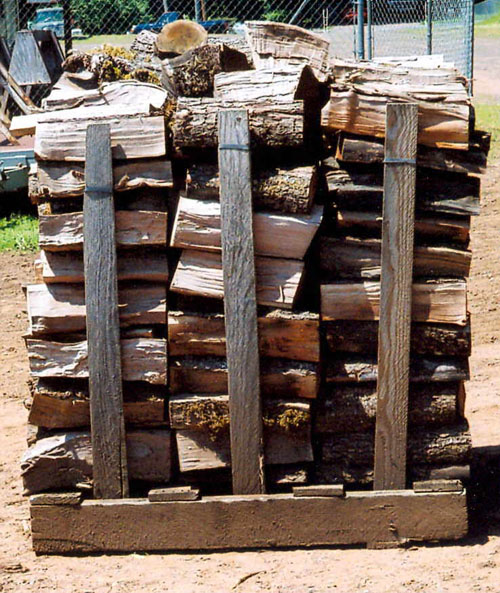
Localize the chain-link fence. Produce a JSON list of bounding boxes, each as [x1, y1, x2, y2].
[[1, 0, 474, 78]]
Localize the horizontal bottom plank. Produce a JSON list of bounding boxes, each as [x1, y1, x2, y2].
[[30, 490, 467, 553]]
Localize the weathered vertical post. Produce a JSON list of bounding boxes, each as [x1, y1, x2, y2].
[[356, 0, 366, 60], [426, 0, 433, 55], [374, 103, 418, 491], [366, 0, 373, 60], [218, 109, 266, 495], [84, 123, 129, 499]]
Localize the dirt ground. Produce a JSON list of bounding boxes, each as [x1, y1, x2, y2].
[[1, 38, 500, 593]]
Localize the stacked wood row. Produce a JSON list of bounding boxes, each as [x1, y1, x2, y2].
[[21, 84, 177, 495], [19, 21, 484, 497], [315, 58, 487, 486]]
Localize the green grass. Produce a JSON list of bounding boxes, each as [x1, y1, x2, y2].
[[475, 10, 500, 37], [475, 103, 500, 159], [0, 214, 38, 252], [72, 34, 134, 50]]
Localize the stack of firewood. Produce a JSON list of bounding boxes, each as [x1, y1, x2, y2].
[[19, 22, 486, 496], [314, 56, 487, 485]]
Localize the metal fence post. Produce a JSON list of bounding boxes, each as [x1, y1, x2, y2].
[[426, 0, 433, 55], [466, 0, 474, 95], [366, 0, 373, 60], [357, 0, 365, 60]]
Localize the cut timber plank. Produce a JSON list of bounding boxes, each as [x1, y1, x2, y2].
[[22, 430, 172, 495], [28, 391, 165, 429], [324, 320, 471, 357], [170, 357, 318, 399], [171, 250, 304, 310], [336, 210, 470, 245], [38, 250, 168, 283], [29, 490, 468, 553], [83, 123, 128, 499], [325, 355, 469, 383], [293, 485, 344, 497], [35, 105, 166, 161], [176, 426, 313, 471], [26, 283, 166, 336], [316, 382, 461, 433], [187, 163, 318, 214], [413, 479, 463, 492], [213, 66, 320, 102], [245, 21, 330, 80], [149, 487, 200, 502], [27, 338, 167, 385], [10, 113, 39, 137], [171, 197, 323, 259], [321, 281, 467, 325], [39, 210, 168, 251], [35, 160, 173, 200], [319, 237, 471, 279], [374, 103, 418, 490], [168, 310, 320, 362], [218, 109, 264, 494], [30, 492, 82, 506]]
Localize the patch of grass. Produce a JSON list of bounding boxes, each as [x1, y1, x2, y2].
[[475, 104, 500, 160], [72, 34, 134, 51], [0, 214, 38, 252]]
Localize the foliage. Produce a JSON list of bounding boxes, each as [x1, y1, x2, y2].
[[0, 214, 38, 252], [71, 0, 153, 35], [475, 103, 500, 159]]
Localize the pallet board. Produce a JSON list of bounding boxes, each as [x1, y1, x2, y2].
[[30, 490, 467, 553]]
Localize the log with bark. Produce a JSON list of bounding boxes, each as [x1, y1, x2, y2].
[[39, 210, 168, 250], [33, 159, 172, 201], [186, 163, 318, 214], [26, 283, 166, 336], [325, 355, 469, 383], [171, 196, 322, 258], [315, 462, 470, 487], [161, 43, 251, 97], [36, 250, 168, 284], [319, 236, 471, 279], [172, 97, 304, 154], [170, 250, 305, 309], [322, 59, 471, 149], [324, 319, 471, 357], [170, 356, 318, 399], [335, 210, 470, 245], [28, 379, 166, 429], [21, 430, 172, 495], [322, 158, 480, 217], [320, 281, 468, 325], [27, 338, 167, 384], [35, 105, 166, 162], [315, 382, 462, 433], [320, 423, 472, 466], [336, 131, 489, 175], [168, 309, 320, 362], [244, 21, 330, 81]]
